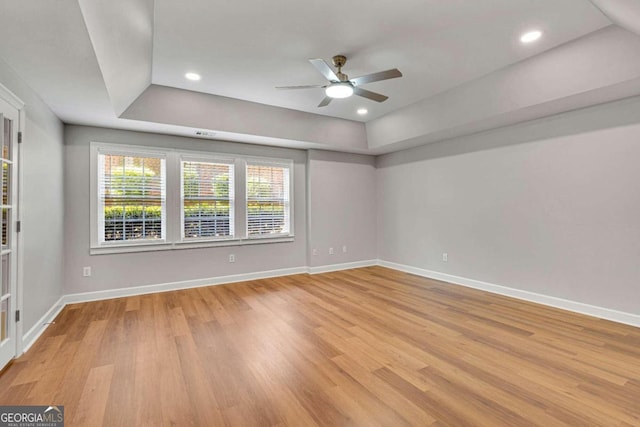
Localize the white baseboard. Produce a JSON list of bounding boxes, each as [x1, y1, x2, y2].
[[378, 260, 640, 328], [63, 260, 379, 304], [308, 259, 378, 274], [21, 296, 65, 353], [63, 266, 308, 305]]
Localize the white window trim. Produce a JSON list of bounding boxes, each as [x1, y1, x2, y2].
[[90, 142, 295, 255], [245, 157, 294, 240], [90, 143, 169, 250], [179, 154, 236, 243]]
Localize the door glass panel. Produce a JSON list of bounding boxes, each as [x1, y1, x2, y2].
[[2, 117, 10, 161], [1, 255, 7, 296], [0, 299, 7, 342], [2, 162, 10, 206], [1, 208, 9, 249]]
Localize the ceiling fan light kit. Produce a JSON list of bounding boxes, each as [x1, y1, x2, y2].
[[325, 82, 354, 98], [276, 54, 402, 107]]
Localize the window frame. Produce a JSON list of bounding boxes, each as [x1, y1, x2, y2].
[[245, 157, 294, 240], [179, 154, 236, 244], [90, 143, 169, 251], [90, 142, 294, 255]]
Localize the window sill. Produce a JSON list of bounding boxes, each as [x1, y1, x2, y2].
[[90, 235, 295, 255]]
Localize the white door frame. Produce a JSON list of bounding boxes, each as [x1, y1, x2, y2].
[[0, 82, 25, 363]]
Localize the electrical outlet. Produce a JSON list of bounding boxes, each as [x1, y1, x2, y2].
[[442, 253, 448, 262], [342, 245, 347, 253], [83, 266, 91, 277], [312, 248, 318, 256], [329, 247, 334, 255], [229, 254, 235, 263]]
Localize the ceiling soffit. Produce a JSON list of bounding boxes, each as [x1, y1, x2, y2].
[[51, 1, 640, 153]]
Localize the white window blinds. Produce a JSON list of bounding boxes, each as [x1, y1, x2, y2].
[[98, 151, 166, 243], [246, 163, 291, 237], [91, 142, 295, 253], [181, 160, 234, 240]]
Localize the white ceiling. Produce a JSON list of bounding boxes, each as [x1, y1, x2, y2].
[[3, 0, 639, 154], [151, 0, 609, 121]]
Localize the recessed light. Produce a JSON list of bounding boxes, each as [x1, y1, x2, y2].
[[357, 108, 368, 115], [185, 72, 201, 81], [520, 30, 542, 44]]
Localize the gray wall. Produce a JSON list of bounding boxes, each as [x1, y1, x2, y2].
[[64, 125, 310, 294], [377, 98, 640, 314], [0, 59, 65, 334], [307, 150, 377, 267]]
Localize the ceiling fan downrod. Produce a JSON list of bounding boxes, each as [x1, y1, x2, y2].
[[332, 55, 349, 82]]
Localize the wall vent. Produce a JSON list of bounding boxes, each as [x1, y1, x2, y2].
[[195, 130, 217, 137]]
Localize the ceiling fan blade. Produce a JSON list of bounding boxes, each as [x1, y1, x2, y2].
[[353, 87, 388, 103], [276, 85, 324, 90], [350, 68, 402, 86], [318, 96, 332, 107], [309, 58, 339, 82]]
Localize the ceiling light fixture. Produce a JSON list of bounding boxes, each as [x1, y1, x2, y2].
[[325, 82, 354, 99], [520, 30, 542, 44], [185, 72, 201, 81], [357, 108, 368, 115]]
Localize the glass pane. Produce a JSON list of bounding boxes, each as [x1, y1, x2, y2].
[[246, 165, 289, 236], [1, 299, 7, 342], [2, 162, 10, 206], [184, 200, 231, 238], [182, 161, 233, 239], [2, 117, 11, 161], [101, 154, 165, 242], [1, 254, 7, 296], [1, 208, 9, 249]]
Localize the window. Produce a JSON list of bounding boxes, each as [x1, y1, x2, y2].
[[97, 150, 166, 244], [90, 142, 294, 253], [246, 163, 290, 237], [181, 159, 234, 240]]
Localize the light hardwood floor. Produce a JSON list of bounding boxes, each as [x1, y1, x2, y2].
[[1, 266, 639, 426]]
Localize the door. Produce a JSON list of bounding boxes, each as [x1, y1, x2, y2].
[[0, 96, 19, 369]]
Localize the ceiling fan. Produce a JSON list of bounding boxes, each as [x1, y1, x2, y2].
[[276, 55, 402, 107]]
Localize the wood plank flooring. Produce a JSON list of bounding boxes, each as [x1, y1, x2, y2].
[[1, 266, 639, 426]]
